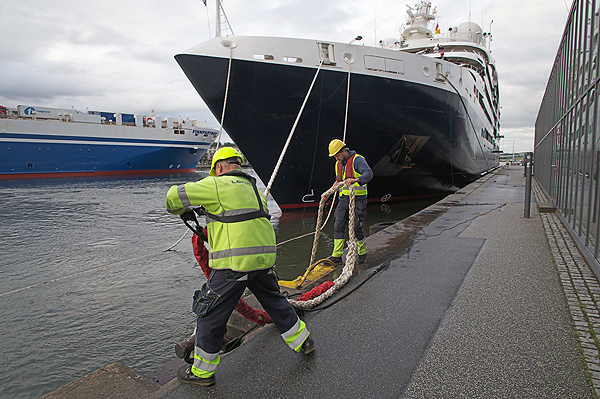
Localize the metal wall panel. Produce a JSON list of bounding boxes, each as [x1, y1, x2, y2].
[[535, 0, 600, 275]]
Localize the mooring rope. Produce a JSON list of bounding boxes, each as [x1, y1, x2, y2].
[[264, 60, 325, 197], [215, 44, 234, 151], [0, 230, 189, 299], [343, 58, 351, 143], [287, 183, 358, 309]]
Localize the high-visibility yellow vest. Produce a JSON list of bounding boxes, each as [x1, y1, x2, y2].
[[166, 170, 276, 271], [335, 153, 368, 196]]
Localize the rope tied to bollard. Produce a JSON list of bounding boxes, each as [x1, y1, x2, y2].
[[287, 182, 358, 309]]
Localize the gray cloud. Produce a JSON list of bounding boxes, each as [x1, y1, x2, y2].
[[0, 0, 574, 153]]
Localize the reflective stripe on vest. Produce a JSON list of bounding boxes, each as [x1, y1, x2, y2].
[[210, 245, 277, 260], [205, 208, 270, 224], [178, 184, 192, 208], [335, 154, 368, 196]]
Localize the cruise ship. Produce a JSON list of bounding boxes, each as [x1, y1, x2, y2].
[[175, 1, 500, 209], [0, 105, 218, 179]]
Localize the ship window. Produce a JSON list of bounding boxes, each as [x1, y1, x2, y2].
[[284, 56, 303, 63], [253, 54, 275, 60], [364, 55, 404, 74], [385, 58, 405, 74], [364, 55, 385, 71]]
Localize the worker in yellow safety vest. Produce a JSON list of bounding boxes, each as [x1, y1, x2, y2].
[[166, 147, 314, 387], [322, 139, 373, 265]]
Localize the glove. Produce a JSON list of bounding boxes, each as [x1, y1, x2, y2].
[[180, 209, 196, 222]]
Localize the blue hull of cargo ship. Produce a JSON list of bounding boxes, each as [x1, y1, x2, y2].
[[0, 132, 209, 178]]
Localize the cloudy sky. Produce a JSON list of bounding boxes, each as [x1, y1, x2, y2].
[[1, 0, 573, 153]]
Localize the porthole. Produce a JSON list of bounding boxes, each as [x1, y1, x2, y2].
[[422, 66, 430, 76]]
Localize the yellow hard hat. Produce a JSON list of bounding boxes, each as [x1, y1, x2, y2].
[[328, 139, 346, 157], [210, 147, 245, 176]]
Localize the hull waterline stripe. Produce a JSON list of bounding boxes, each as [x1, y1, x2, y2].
[[0, 168, 198, 180], [0, 133, 212, 147]]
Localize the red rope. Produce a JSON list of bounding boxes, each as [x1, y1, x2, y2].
[[299, 281, 335, 301], [192, 233, 272, 326]]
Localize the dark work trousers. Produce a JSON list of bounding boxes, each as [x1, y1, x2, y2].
[[193, 267, 299, 354], [333, 194, 368, 241]]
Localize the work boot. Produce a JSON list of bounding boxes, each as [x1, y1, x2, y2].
[[177, 364, 215, 386], [302, 336, 315, 355], [327, 256, 343, 266], [358, 254, 367, 264]]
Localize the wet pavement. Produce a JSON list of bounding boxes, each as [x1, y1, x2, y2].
[[44, 165, 600, 398]]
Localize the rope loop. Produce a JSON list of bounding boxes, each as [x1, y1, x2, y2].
[[288, 183, 358, 309]]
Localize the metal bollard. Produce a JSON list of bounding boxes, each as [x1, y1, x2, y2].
[[524, 152, 533, 218]]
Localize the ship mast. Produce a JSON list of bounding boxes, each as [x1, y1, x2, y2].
[[215, 0, 234, 37]]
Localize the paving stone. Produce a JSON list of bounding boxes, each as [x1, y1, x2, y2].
[[587, 356, 600, 364], [588, 363, 600, 372], [589, 370, 600, 380], [582, 342, 598, 350]]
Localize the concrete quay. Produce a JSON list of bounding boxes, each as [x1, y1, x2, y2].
[[43, 165, 600, 398]]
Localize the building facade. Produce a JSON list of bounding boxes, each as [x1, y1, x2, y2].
[[535, 0, 600, 274]]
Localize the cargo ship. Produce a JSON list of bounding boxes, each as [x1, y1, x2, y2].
[[0, 105, 218, 179], [175, 1, 500, 209]]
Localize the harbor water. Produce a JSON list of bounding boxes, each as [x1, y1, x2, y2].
[[0, 171, 440, 399]]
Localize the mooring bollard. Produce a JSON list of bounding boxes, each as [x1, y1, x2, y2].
[[524, 152, 533, 218]]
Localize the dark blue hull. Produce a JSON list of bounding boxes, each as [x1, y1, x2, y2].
[[176, 54, 499, 209], [0, 131, 211, 179]]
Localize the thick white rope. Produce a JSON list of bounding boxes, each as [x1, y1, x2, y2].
[[264, 60, 324, 197], [288, 183, 358, 308], [215, 45, 234, 151], [342, 60, 351, 143]]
